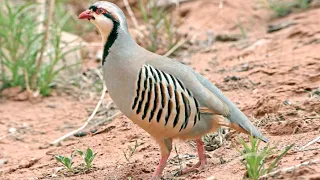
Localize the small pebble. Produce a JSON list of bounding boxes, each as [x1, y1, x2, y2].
[[9, 127, 16, 133], [0, 159, 8, 167], [74, 131, 87, 137], [283, 100, 292, 105]]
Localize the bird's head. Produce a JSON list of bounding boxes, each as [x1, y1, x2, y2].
[[79, 1, 127, 42], [79, 1, 135, 64]]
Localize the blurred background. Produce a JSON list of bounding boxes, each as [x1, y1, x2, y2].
[[0, 0, 319, 179]]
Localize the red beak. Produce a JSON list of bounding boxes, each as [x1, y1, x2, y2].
[[79, 10, 94, 20]]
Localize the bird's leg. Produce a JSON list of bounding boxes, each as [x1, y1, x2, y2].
[[152, 138, 172, 180], [180, 138, 207, 175]]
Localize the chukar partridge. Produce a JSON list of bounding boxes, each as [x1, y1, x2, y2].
[[79, 1, 267, 179]]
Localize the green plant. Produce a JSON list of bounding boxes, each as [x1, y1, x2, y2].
[[123, 140, 140, 162], [261, 0, 311, 17], [77, 148, 97, 168], [37, 23, 80, 96], [234, 136, 294, 180], [264, 0, 293, 17], [0, 0, 80, 96], [0, 1, 41, 91], [137, 0, 181, 54], [295, 0, 310, 9], [55, 153, 75, 171]]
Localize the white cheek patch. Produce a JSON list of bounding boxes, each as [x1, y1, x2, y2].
[[91, 15, 114, 38]]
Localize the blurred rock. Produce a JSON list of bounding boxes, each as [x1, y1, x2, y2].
[[96, 49, 103, 61], [224, 76, 241, 82], [206, 176, 216, 180], [1, 86, 22, 98], [215, 34, 241, 42], [267, 21, 296, 33], [55, 32, 87, 75], [38, 143, 50, 149], [311, 0, 320, 8], [283, 100, 292, 105], [9, 127, 17, 133], [13, 91, 30, 101]]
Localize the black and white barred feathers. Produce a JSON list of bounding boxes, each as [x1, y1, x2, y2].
[[132, 65, 201, 132]]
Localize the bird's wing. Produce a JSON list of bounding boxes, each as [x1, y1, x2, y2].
[[148, 58, 230, 117], [147, 57, 267, 142]]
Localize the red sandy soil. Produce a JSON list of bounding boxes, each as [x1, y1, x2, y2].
[[0, 0, 319, 179]]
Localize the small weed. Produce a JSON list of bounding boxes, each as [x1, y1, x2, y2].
[[77, 148, 97, 169], [123, 140, 140, 162], [55, 147, 98, 175], [234, 136, 294, 180], [55, 153, 75, 171], [265, 0, 292, 17], [295, 0, 311, 9], [307, 88, 320, 98], [261, 0, 311, 17]]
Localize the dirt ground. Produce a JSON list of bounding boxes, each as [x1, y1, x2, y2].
[[1, 0, 320, 179]]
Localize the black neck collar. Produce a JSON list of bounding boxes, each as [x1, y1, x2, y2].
[[102, 13, 119, 65]]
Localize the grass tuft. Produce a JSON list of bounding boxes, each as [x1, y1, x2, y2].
[[261, 0, 311, 17], [0, 0, 80, 96], [234, 136, 294, 180], [123, 140, 140, 162]]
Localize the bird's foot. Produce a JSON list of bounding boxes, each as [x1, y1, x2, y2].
[[177, 159, 207, 176]]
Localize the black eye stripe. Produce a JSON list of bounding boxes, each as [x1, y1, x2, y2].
[[89, 5, 97, 12], [88, 5, 119, 22]]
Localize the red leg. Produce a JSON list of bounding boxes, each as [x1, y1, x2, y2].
[[180, 139, 207, 175], [152, 139, 172, 180], [152, 154, 170, 179]]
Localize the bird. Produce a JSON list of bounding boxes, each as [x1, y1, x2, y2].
[[78, 1, 267, 179]]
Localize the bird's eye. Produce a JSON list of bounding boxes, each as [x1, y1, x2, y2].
[[96, 8, 104, 14]]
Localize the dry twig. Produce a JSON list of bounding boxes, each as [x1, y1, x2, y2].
[[164, 38, 188, 57], [31, 0, 55, 90], [51, 85, 107, 145], [51, 70, 115, 145], [123, 0, 140, 30], [301, 135, 320, 150], [122, 0, 145, 38], [0, 133, 13, 142]]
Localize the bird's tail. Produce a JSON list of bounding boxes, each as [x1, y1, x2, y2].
[[213, 113, 268, 143], [192, 70, 268, 142], [227, 107, 268, 142]]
